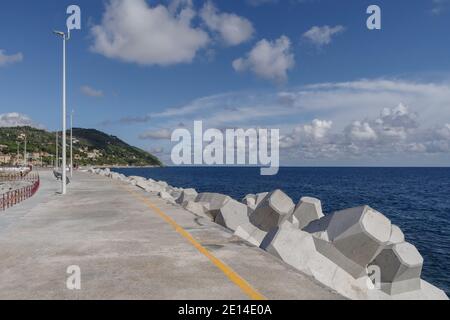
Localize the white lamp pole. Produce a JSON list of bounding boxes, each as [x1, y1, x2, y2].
[[55, 131, 59, 169], [54, 30, 70, 195], [16, 141, 20, 165], [23, 134, 27, 167], [70, 109, 74, 177]]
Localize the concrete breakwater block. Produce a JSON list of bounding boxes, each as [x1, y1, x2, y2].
[[158, 191, 175, 203], [183, 200, 211, 218], [249, 190, 295, 232], [259, 221, 373, 299], [290, 197, 324, 230], [109, 172, 121, 180], [195, 193, 232, 219], [371, 242, 423, 295], [215, 199, 250, 231], [234, 222, 268, 247], [176, 188, 198, 205], [304, 206, 391, 275], [156, 181, 169, 189], [169, 188, 183, 201], [255, 192, 269, 207], [387, 225, 405, 245], [242, 194, 257, 210], [136, 180, 165, 193]]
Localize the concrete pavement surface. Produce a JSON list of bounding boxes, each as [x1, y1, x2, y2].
[[0, 170, 343, 300]]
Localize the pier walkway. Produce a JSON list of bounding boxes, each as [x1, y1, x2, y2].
[[0, 170, 342, 300]]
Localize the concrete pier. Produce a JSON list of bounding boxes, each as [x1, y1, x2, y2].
[[0, 170, 342, 300]]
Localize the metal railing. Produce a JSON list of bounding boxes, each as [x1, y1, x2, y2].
[[0, 169, 32, 182], [0, 172, 40, 211]]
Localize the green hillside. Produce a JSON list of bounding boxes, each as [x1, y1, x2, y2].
[[0, 126, 162, 167]]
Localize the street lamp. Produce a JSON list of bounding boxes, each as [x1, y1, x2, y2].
[[70, 109, 74, 177], [16, 141, 20, 166], [23, 133, 27, 167], [55, 131, 59, 169], [54, 30, 70, 195]]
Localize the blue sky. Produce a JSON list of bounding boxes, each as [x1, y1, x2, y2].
[[1, 0, 450, 166]]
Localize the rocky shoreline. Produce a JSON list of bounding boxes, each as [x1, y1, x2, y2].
[[89, 167, 448, 300]]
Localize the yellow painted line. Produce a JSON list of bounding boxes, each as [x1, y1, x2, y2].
[[121, 185, 267, 301]]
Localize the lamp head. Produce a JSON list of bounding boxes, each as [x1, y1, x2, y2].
[[53, 30, 65, 38]]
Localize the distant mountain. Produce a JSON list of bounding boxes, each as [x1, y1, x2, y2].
[[0, 126, 162, 167]]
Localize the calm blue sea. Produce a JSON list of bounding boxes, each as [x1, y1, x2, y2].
[[113, 167, 450, 295]]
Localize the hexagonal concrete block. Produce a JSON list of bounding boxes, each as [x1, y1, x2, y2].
[[215, 199, 250, 231], [195, 193, 232, 219], [387, 224, 405, 245], [183, 200, 211, 219], [290, 197, 325, 230], [136, 180, 164, 193], [156, 181, 169, 189], [327, 206, 391, 267], [176, 188, 198, 205], [242, 194, 257, 210], [249, 190, 295, 232], [234, 222, 268, 247], [158, 191, 175, 203], [260, 220, 318, 265], [371, 242, 423, 295], [255, 192, 269, 206]]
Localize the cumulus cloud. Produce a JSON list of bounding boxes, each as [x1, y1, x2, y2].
[[233, 35, 295, 82], [200, 2, 254, 46], [435, 123, 450, 140], [302, 25, 345, 47], [281, 119, 333, 149], [139, 78, 450, 164], [90, 0, 209, 66], [81, 85, 104, 98], [431, 0, 450, 15], [139, 128, 172, 140], [345, 121, 378, 142], [280, 103, 444, 160], [0, 50, 23, 67], [0, 113, 41, 128]]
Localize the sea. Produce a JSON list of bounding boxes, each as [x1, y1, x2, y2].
[[112, 166, 450, 295]]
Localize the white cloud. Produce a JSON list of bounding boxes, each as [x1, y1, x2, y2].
[[0, 50, 23, 67], [281, 119, 332, 149], [233, 35, 295, 82], [81, 85, 104, 98], [431, 0, 449, 15], [137, 78, 450, 164], [345, 121, 378, 142], [139, 128, 172, 140], [436, 123, 450, 140], [302, 25, 345, 46], [90, 0, 209, 66], [200, 2, 254, 46], [0, 113, 40, 128]]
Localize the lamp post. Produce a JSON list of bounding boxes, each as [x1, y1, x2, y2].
[[54, 30, 70, 195], [16, 141, 20, 166], [23, 134, 27, 167], [70, 109, 74, 177], [55, 131, 59, 169]]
